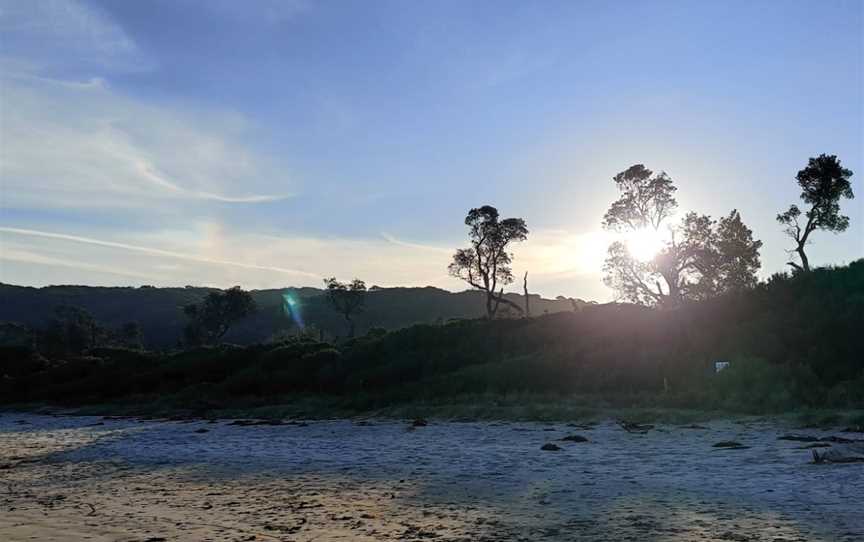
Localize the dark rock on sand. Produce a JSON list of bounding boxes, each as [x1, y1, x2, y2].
[[559, 434, 589, 443], [541, 443, 562, 451], [713, 441, 749, 449]]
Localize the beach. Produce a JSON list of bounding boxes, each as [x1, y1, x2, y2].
[[1, 413, 861, 541]]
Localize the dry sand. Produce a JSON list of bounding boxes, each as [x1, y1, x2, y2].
[[1, 413, 862, 541]]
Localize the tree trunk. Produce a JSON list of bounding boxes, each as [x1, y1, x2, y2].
[[523, 271, 530, 318], [485, 291, 497, 319], [796, 243, 810, 272]]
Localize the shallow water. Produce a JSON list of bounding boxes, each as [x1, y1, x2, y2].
[[1, 413, 861, 541]]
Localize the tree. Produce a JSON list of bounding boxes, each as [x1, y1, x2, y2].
[[448, 205, 529, 319], [716, 210, 762, 292], [601, 165, 761, 307], [602, 165, 680, 307], [323, 278, 367, 338], [777, 154, 854, 272], [183, 286, 256, 346], [602, 164, 677, 232]]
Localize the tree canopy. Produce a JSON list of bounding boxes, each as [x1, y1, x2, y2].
[[777, 154, 854, 272], [183, 286, 256, 346], [602, 164, 678, 232]]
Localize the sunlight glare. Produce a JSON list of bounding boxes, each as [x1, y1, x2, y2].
[[624, 228, 668, 262]]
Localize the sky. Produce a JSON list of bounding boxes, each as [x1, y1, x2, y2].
[[0, 0, 861, 301]]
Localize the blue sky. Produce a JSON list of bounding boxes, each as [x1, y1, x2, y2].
[[0, 0, 861, 300]]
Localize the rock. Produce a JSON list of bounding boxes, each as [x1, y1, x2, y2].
[[541, 443, 562, 451], [681, 424, 709, 430], [713, 441, 749, 449], [559, 434, 589, 443], [194, 428, 209, 434], [411, 418, 428, 427]]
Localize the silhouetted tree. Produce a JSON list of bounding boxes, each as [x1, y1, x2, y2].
[[323, 278, 367, 338], [183, 286, 256, 346], [602, 166, 761, 307], [602, 164, 677, 232], [448, 205, 528, 319], [777, 154, 854, 272], [602, 165, 679, 307]]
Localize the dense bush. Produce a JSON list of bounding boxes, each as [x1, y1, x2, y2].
[[1, 261, 861, 411]]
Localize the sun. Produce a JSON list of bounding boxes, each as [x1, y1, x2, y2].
[[623, 227, 668, 262]]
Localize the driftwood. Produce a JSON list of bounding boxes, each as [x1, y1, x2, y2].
[[618, 421, 654, 433], [812, 443, 864, 464]]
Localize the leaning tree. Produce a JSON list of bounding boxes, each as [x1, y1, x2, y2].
[[448, 205, 528, 319], [777, 154, 854, 272]]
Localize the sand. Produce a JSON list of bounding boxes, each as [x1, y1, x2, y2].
[[1, 413, 862, 541]]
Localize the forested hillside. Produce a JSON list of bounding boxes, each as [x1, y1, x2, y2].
[[2, 261, 861, 413], [0, 283, 585, 347]]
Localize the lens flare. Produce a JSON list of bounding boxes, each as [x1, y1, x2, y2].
[[282, 291, 304, 329]]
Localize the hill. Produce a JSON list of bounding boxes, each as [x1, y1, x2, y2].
[[0, 283, 587, 347]]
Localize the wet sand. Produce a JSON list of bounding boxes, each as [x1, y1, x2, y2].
[[1, 413, 862, 541]]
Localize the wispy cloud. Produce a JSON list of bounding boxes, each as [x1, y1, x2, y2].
[[0, 227, 319, 279], [0, 224, 614, 299], [1, 247, 165, 282], [0, 74, 291, 210], [0, 0, 153, 72], [381, 233, 451, 254]]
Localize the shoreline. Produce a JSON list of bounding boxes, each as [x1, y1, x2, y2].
[[4, 400, 863, 428]]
